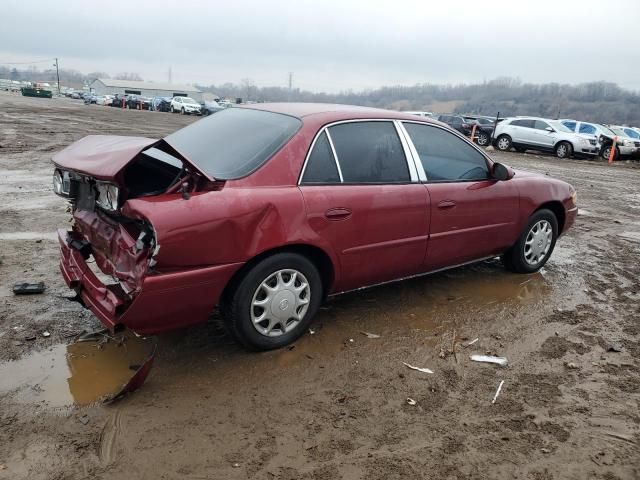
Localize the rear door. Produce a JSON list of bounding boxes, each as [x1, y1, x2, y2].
[[401, 122, 520, 270], [510, 119, 536, 144], [299, 121, 429, 292]]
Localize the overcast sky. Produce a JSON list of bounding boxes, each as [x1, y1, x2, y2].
[[1, 0, 639, 92]]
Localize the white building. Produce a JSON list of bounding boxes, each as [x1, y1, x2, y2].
[[90, 79, 202, 101]]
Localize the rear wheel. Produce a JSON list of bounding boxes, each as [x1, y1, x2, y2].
[[496, 135, 512, 151], [222, 253, 323, 350], [555, 141, 572, 159], [181, 107, 185, 115], [503, 209, 558, 273], [170, 106, 174, 113]]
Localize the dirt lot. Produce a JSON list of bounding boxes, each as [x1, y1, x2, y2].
[[1, 92, 639, 480]]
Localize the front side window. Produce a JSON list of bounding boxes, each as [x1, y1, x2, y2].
[[562, 121, 577, 131], [165, 108, 302, 179], [534, 120, 551, 130], [301, 131, 340, 184], [403, 123, 489, 182], [325, 122, 410, 184]]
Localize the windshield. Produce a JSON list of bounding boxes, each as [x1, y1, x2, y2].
[[610, 127, 627, 137], [164, 108, 302, 179], [549, 121, 572, 133], [597, 124, 616, 135], [182, 97, 198, 104]]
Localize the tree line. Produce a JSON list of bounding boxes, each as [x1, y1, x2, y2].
[[2, 65, 638, 125]]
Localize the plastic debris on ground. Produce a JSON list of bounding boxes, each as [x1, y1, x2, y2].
[[12, 282, 45, 295], [406, 398, 417, 406], [491, 380, 505, 404], [463, 338, 479, 348], [402, 362, 434, 374], [360, 331, 381, 339], [470, 354, 508, 366]]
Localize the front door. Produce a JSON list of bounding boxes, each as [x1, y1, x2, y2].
[[298, 121, 430, 292], [401, 122, 520, 271]]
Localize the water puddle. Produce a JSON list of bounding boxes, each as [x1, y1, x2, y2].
[[0, 331, 154, 407]]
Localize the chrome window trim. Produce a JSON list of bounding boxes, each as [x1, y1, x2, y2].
[[399, 120, 495, 183], [298, 118, 421, 186], [393, 120, 419, 182], [396, 121, 427, 182], [324, 129, 344, 183]]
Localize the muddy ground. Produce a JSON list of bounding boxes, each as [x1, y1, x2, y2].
[[0, 92, 639, 480]]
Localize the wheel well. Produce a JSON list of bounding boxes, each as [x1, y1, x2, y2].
[[220, 244, 335, 306], [537, 201, 565, 233]]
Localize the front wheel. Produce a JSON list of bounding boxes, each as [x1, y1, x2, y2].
[[222, 253, 323, 350], [181, 107, 185, 115], [555, 141, 572, 159], [496, 135, 512, 151], [503, 209, 558, 273], [602, 145, 619, 160], [476, 131, 490, 147], [170, 106, 174, 113]]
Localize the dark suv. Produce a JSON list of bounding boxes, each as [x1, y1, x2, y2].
[[437, 114, 473, 136]]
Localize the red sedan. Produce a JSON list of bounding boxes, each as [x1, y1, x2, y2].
[[52, 104, 577, 350]]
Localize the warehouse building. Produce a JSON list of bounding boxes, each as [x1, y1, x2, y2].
[[90, 79, 202, 101]]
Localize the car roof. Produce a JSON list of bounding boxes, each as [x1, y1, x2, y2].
[[237, 102, 442, 124]]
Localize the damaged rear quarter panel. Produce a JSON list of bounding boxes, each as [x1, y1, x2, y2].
[[121, 186, 339, 275]]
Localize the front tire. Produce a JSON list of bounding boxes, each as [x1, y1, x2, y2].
[[222, 253, 323, 351], [555, 141, 572, 159], [181, 107, 185, 115], [602, 145, 619, 161], [503, 209, 558, 274], [477, 131, 490, 147], [170, 106, 175, 113], [496, 135, 512, 151]]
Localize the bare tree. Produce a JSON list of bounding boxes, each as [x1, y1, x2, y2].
[[114, 72, 143, 81]]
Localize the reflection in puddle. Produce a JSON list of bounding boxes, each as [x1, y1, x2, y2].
[[0, 332, 154, 407]]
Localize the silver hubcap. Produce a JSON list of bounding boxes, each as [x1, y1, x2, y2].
[[557, 145, 567, 157], [251, 269, 310, 337], [478, 134, 488, 145], [524, 220, 553, 266], [498, 138, 509, 150]]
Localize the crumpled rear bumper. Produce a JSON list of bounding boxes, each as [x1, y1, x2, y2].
[[58, 229, 243, 334]]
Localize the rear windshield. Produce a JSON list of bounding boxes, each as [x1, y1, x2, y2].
[[164, 108, 302, 179]]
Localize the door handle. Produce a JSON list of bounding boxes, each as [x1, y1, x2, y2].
[[325, 207, 352, 220], [437, 200, 457, 209]]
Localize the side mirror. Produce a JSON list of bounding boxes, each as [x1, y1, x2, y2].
[[545, 126, 555, 132], [493, 162, 514, 181]]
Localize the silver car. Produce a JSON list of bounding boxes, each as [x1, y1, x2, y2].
[[493, 117, 598, 159]]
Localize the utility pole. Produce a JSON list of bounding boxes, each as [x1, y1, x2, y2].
[[54, 58, 60, 95]]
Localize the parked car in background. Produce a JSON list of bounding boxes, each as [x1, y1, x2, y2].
[[493, 117, 598, 158], [110, 93, 129, 108], [607, 125, 640, 158], [152, 97, 172, 112], [52, 104, 577, 350], [127, 96, 152, 110], [170, 96, 201, 115], [71, 92, 81, 99], [83, 94, 97, 105], [95, 95, 113, 106], [463, 116, 503, 147], [436, 114, 474, 136], [403, 111, 434, 118], [201, 100, 226, 116], [559, 120, 622, 159]]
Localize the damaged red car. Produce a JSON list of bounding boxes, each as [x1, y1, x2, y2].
[[53, 104, 577, 350]]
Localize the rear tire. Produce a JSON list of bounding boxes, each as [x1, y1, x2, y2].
[[170, 106, 174, 113], [503, 209, 558, 274], [555, 141, 572, 159], [181, 107, 185, 115], [221, 253, 323, 351], [496, 135, 512, 151], [602, 145, 619, 161]]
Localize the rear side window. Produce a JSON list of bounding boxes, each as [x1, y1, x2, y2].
[[403, 123, 489, 182], [624, 128, 640, 139], [534, 120, 551, 130], [511, 119, 534, 128], [562, 121, 577, 131], [328, 122, 410, 183], [579, 123, 596, 135], [301, 131, 340, 184]]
